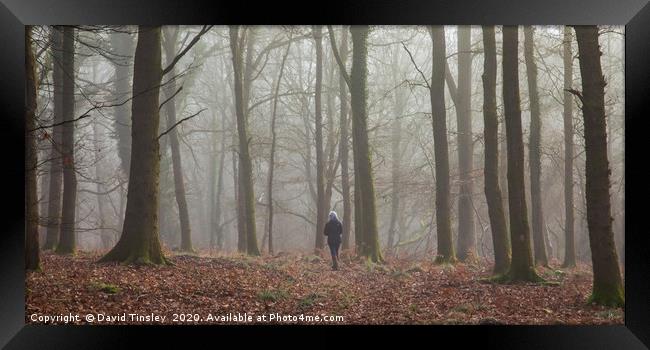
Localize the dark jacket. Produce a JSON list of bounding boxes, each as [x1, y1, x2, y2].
[[324, 219, 343, 245]]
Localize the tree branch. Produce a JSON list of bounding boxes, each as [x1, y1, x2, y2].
[[327, 25, 351, 90], [161, 25, 213, 76], [157, 108, 207, 140]]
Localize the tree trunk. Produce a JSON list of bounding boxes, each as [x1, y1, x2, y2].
[[313, 25, 326, 253], [56, 26, 77, 255], [233, 130, 246, 253], [162, 27, 192, 252], [350, 26, 382, 262], [574, 25, 624, 307], [99, 26, 168, 265], [502, 26, 540, 282], [25, 25, 40, 270], [523, 26, 549, 266], [337, 27, 352, 251], [265, 36, 292, 255], [44, 26, 64, 250], [562, 26, 577, 268], [481, 26, 510, 274], [430, 26, 455, 263], [230, 26, 260, 256], [455, 25, 476, 262], [387, 47, 405, 253], [110, 28, 134, 178]]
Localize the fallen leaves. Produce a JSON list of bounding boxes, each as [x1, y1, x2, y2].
[[25, 251, 623, 325]]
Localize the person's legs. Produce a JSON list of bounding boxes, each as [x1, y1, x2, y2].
[[328, 244, 338, 270]]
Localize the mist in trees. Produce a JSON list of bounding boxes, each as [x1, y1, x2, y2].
[[26, 25, 625, 307]]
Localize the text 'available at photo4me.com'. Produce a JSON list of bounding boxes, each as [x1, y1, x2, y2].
[[29, 312, 345, 324]]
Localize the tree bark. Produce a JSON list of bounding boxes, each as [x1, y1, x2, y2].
[[523, 26, 549, 266], [562, 26, 577, 268], [313, 25, 326, 253], [430, 26, 455, 263], [502, 26, 540, 282], [574, 25, 624, 307], [44, 26, 64, 250], [230, 25, 260, 256], [110, 29, 134, 177], [337, 27, 352, 251], [56, 26, 77, 255], [266, 35, 292, 255], [387, 46, 405, 253], [349, 26, 382, 262], [99, 26, 168, 265], [25, 25, 40, 270], [481, 26, 510, 274], [162, 27, 193, 252], [455, 25, 476, 262]]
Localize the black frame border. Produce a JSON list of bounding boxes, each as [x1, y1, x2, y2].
[[1, 0, 649, 348]]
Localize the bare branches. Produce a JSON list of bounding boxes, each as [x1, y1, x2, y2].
[[327, 25, 351, 89], [161, 25, 213, 76], [401, 41, 430, 90], [157, 108, 207, 140], [565, 88, 584, 105], [159, 86, 183, 111]]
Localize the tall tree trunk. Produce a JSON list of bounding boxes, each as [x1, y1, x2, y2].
[[99, 26, 168, 265], [455, 25, 476, 262], [44, 26, 64, 250], [523, 26, 548, 266], [233, 129, 246, 253], [93, 118, 110, 250], [230, 26, 260, 256], [266, 36, 292, 255], [56, 26, 77, 255], [430, 26, 455, 263], [562, 26, 577, 268], [162, 27, 192, 252], [337, 27, 352, 251], [502, 26, 540, 282], [349, 26, 382, 262], [25, 25, 40, 270], [214, 113, 227, 250], [482, 26, 510, 275], [387, 49, 405, 253], [110, 28, 134, 177], [313, 25, 326, 253], [574, 25, 624, 307]]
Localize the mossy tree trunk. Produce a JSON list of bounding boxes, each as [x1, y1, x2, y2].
[[25, 25, 40, 271], [229, 25, 260, 256], [523, 26, 549, 267], [562, 26, 577, 268], [99, 26, 168, 265], [162, 27, 192, 253], [336, 28, 352, 251], [455, 25, 476, 262], [481, 26, 510, 274], [502, 26, 541, 282], [430, 26, 455, 263], [44, 26, 63, 250], [56, 26, 77, 255], [574, 25, 624, 307]]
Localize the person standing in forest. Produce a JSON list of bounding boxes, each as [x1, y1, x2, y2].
[[324, 211, 343, 270]]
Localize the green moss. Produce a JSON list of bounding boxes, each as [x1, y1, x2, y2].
[[588, 284, 624, 308], [91, 281, 120, 294]]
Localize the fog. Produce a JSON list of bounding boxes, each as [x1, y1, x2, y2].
[[32, 25, 624, 265]]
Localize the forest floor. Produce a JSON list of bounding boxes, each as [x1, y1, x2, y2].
[[26, 251, 624, 325]]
